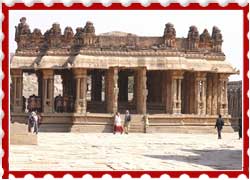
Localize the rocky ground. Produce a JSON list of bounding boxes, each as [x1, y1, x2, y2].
[[10, 132, 242, 171]]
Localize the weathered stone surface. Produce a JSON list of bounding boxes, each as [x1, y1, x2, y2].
[[187, 25, 199, 50], [211, 26, 223, 52], [10, 122, 37, 145], [163, 23, 176, 48], [10, 133, 242, 171], [199, 29, 211, 50], [228, 81, 242, 118], [14, 17, 225, 55]]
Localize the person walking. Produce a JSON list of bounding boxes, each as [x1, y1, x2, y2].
[[215, 114, 224, 139], [113, 112, 123, 134], [238, 117, 242, 140], [124, 110, 131, 134]]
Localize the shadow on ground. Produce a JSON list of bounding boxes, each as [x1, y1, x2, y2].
[[144, 149, 242, 170]]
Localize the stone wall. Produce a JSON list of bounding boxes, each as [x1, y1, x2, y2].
[[227, 81, 242, 118]]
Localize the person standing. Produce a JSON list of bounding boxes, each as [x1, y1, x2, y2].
[[28, 112, 34, 132], [124, 110, 131, 134], [32, 111, 39, 134], [238, 117, 242, 140], [113, 112, 123, 134], [215, 114, 224, 139]]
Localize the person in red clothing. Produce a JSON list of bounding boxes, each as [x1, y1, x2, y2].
[[113, 112, 123, 134]]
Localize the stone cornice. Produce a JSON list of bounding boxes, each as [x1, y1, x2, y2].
[[15, 49, 226, 61]]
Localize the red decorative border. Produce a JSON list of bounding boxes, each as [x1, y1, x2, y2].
[[2, 3, 249, 179]]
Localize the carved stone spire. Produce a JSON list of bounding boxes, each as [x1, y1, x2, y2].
[[163, 23, 176, 48], [187, 25, 199, 50], [83, 21, 95, 35], [199, 29, 211, 49], [63, 26, 74, 47], [82, 21, 96, 46], [211, 26, 223, 52], [45, 23, 62, 48], [30, 28, 43, 50], [15, 17, 31, 50], [74, 27, 84, 46]]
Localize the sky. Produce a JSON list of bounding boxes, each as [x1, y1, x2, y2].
[[9, 10, 243, 81]]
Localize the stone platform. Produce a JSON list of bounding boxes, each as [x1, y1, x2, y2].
[[11, 113, 238, 133], [10, 132, 242, 171]]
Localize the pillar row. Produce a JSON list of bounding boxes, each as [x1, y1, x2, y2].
[[11, 69, 23, 113], [73, 69, 87, 113]]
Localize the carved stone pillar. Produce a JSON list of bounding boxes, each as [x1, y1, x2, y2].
[[106, 67, 118, 113], [194, 72, 207, 115], [42, 69, 54, 113], [218, 74, 229, 115], [165, 72, 172, 113], [136, 67, 147, 114], [73, 69, 87, 113], [211, 74, 218, 115], [105, 70, 109, 112], [113, 68, 119, 113], [133, 71, 137, 104], [35, 71, 43, 112], [10, 69, 23, 112], [146, 72, 152, 102], [206, 74, 213, 115], [171, 71, 183, 114]]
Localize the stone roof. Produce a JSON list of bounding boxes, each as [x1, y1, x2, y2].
[[11, 17, 238, 74], [11, 52, 238, 74]]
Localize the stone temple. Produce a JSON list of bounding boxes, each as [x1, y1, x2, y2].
[[10, 17, 239, 133]]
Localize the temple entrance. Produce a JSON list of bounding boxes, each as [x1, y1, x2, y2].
[[87, 69, 106, 113], [146, 71, 166, 114], [118, 69, 136, 114]]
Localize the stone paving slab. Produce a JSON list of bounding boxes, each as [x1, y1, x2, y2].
[[10, 132, 242, 171]]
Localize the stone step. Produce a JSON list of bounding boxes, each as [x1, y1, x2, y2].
[[39, 124, 73, 132]]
